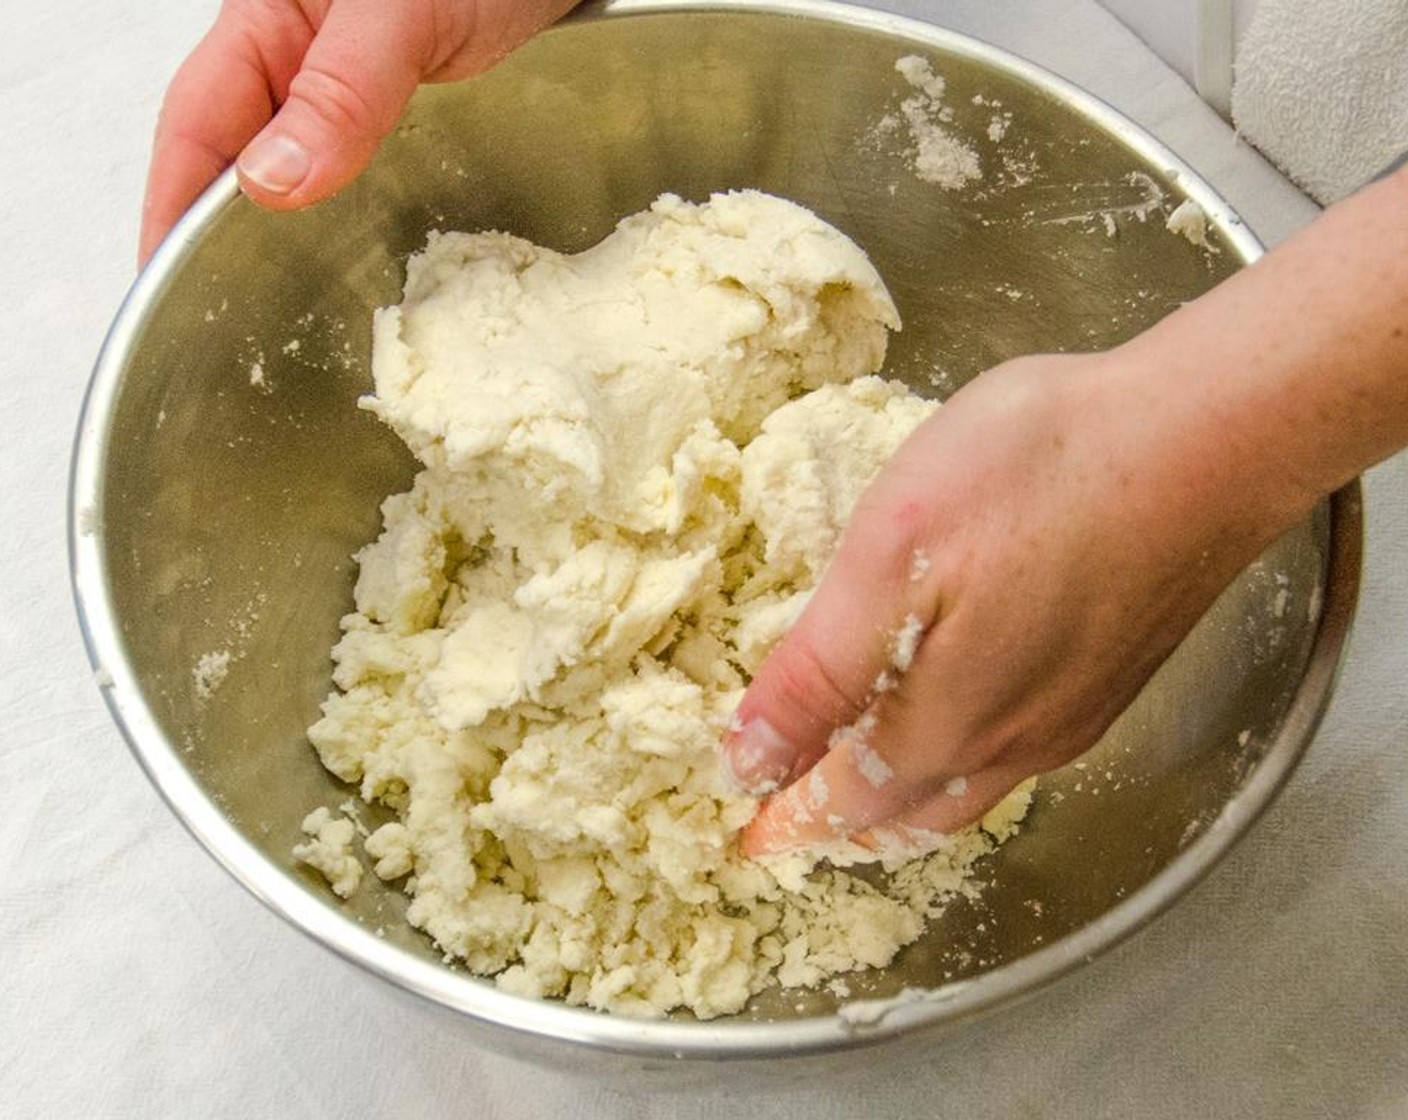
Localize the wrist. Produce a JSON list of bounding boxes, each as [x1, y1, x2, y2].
[[1074, 337, 1314, 575], [1104, 168, 1408, 543]]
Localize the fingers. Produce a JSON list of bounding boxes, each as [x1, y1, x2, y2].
[[235, 0, 581, 212], [733, 593, 1036, 859], [234, 0, 431, 211], [737, 724, 916, 857], [141, 1, 585, 265], [860, 768, 1025, 848], [720, 527, 931, 795], [140, 7, 309, 265], [726, 460, 1030, 858], [740, 739, 1019, 860]]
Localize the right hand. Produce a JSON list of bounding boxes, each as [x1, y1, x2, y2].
[[728, 164, 1408, 859], [724, 350, 1305, 857], [140, 0, 581, 265]]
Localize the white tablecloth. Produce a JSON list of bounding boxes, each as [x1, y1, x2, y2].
[[3, 2, 1404, 1116]]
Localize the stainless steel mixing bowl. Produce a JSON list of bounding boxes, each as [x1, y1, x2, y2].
[[71, 0, 1360, 1072]]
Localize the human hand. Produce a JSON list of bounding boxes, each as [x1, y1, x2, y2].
[[725, 164, 1408, 861], [140, 0, 581, 265], [722, 350, 1303, 858]]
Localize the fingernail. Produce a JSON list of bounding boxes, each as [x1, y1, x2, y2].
[[238, 133, 310, 195], [722, 717, 794, 795]]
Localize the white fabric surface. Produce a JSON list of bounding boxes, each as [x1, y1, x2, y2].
[[1233, 0, 1408, 203], [3, 1, 1405, 1117]]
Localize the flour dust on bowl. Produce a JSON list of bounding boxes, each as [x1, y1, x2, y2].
[[71, 0, 1360, 1069]]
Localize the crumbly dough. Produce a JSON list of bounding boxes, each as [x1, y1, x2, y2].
[[301, 191, 1031, 1018], [1165, 198, 1219, 252], [293, 808, 363, 899]]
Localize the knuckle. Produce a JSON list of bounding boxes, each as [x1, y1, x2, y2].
[[764, 635, 867, 731], [843, 489, 937, 591], [287, 64, 389, 139]]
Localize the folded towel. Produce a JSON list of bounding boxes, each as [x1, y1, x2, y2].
[[1232, 0, 1408, 203]]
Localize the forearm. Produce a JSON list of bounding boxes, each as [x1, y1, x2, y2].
[[1115, 166, 1408, 542], [735, 168, 1408, 856]]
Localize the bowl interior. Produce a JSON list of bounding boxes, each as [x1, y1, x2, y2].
[[92, 4, 1337, 1028]]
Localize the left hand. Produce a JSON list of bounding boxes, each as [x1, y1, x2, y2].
[[140, 0, 580, 265]]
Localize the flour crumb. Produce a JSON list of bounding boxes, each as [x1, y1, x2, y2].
[[854, 741, 895, 788], [945, 776, 969, 797], [193, 650, 231, 700], [1165, 199, 1219, 252], [293, 807, 363, 898], [893, 613, 925, 672], [1040, 171, 1166, 234], [892, 55, 981, 189], [896, 54, 946, 100], [1125, 173, 1167, 222], [980, 778, 1037, 841], [338, 798, 371, 837], [909, 548, 931, 582]]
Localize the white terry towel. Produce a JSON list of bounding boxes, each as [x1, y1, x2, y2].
[[1232, 0, 1408, 204]]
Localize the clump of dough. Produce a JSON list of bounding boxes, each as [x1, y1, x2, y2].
[[300, 191, 1031, 1018], [1165, 198, 1220, 253], [293, 808, 363, 899]]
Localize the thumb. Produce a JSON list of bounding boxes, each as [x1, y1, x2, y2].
[[235, 0, 430, 209], [721, 525, 931, 794]]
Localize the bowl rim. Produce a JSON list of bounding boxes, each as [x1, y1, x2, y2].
[[69, 0, 1362, 1060]]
